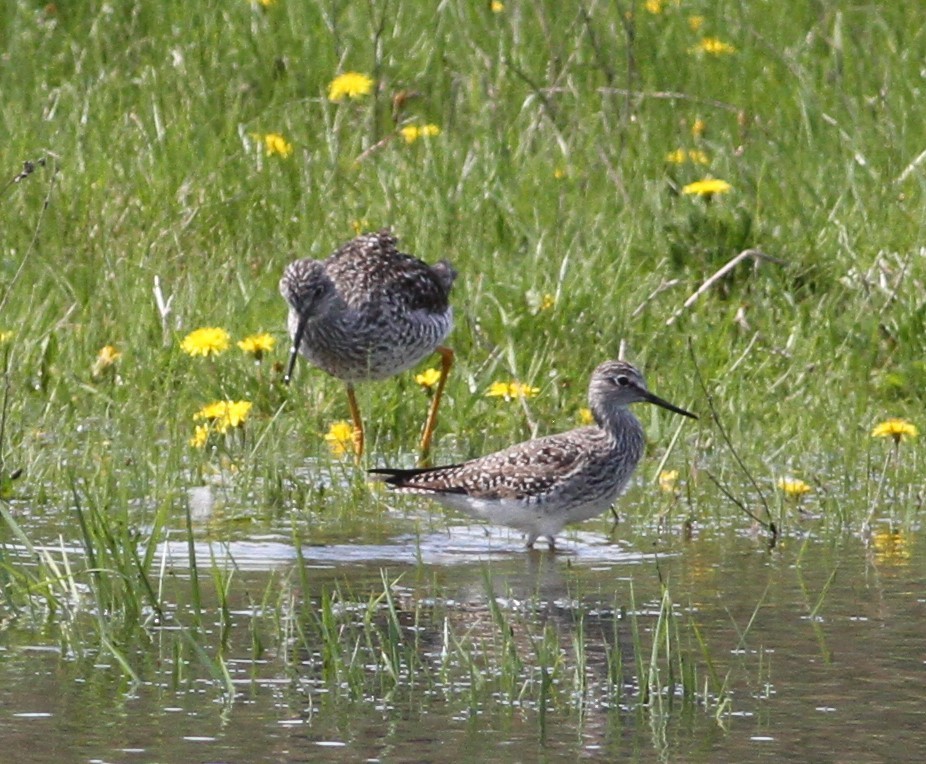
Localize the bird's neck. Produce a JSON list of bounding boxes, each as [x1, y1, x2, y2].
[[289, 301, 347, 346], [595, 406, 645, 454]]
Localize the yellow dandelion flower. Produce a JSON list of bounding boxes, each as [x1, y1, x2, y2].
[[777, 477, 811, 497], [194, 401, 228, 421], [415, 367, 443, 390], [256, 132, 293, 158], [189, 424, 210, 449], [249, 0, 276, 6], [486, 381, 511, 398], [328, 72, 374, 102], [871, 529, 911, 565], [181, 327, 231, 357], [490, 0, 504, 11], [871, 418, 918, 443], [237, 332, 276, 359], [553, 167, 567, 179], [578, 407, 595, 425], [691, 118, 707, 138], [0, 330, 12, 344], [194, 400, 253, 434], [687, 149, 710, 165], [351, 218, 371, 235], [485, 381, 540, 400], [644, 0, 664, 14], [526, 290, 557, 314], [666, 148, 710, 165], [691, 37, 736, 55], [324, 420, 356, 457], [512, 381, 540, 398], [195, 402, 230, 422], [659, 469, 680, 493], [399, 123, 441, 144], [223, 400, 253, 429], [96, 345, 121, 364], [682, 178, 732, 197], [688, 15, 705, 32], [91, 345, 121, 377]]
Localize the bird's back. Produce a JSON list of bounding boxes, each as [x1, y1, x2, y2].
[[323, 229, 454, 315]]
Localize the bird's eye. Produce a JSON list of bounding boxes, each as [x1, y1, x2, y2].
[[614, 374, 630, 386]]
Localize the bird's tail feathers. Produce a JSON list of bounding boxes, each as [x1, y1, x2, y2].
[[368, 464, 466, 491]]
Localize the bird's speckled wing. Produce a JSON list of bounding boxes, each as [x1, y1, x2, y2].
[[324, 229, 453, 314], [372, 428, 605, 501]]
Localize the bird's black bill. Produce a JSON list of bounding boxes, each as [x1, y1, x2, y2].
[[644, 391, 697, 419], [284, 313, 308, 385]]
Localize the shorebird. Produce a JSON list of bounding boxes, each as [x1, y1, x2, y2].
[[280, 229, 455, 460], [370, 360, 696, 549]]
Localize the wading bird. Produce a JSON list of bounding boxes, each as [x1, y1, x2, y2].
[[280, 229, 455, 460], [370, 360, 696, 549]]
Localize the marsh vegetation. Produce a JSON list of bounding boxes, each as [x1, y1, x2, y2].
[[1, 1, 924, 760]]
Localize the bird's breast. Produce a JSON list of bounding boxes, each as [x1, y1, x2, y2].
[[289, 306, 452, 381]]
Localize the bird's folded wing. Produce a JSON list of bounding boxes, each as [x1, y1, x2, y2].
[[405, 433, 595, 501]]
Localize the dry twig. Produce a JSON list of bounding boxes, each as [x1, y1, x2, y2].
[[666, 248, 785, 326]]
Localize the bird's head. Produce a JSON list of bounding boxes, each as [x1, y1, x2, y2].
[[279, 259, 337, 319], [280, 259, 339, 385], [588, 360, 697, 423]]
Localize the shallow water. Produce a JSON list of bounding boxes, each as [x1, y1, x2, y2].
[[2, 485, 925, 762]]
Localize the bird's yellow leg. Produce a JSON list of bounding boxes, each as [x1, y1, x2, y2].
[[346, 383, 365, 461], [419, 345, 454, 464]]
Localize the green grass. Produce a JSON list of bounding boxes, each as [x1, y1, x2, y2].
[[0, 0, 924, 725]]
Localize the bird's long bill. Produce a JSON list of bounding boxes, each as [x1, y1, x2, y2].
[[644, 390, 698, 419], [284, 313, 308, 385]]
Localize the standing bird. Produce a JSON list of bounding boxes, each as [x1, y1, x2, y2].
[[280, 229, 455, 460], [370, 360, 696, 549]]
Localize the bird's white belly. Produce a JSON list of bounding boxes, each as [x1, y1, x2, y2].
[[431, 489, 622, 538], [432, 494, 547, 533], [560, 484, 630, 524]]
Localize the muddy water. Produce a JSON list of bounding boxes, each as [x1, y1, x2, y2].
[[1, 513, 925, 762]]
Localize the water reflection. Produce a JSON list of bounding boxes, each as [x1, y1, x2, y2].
[[869, 527, 912, 566], [4, 514, 926, 761], [156, 524, 653, 570]]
